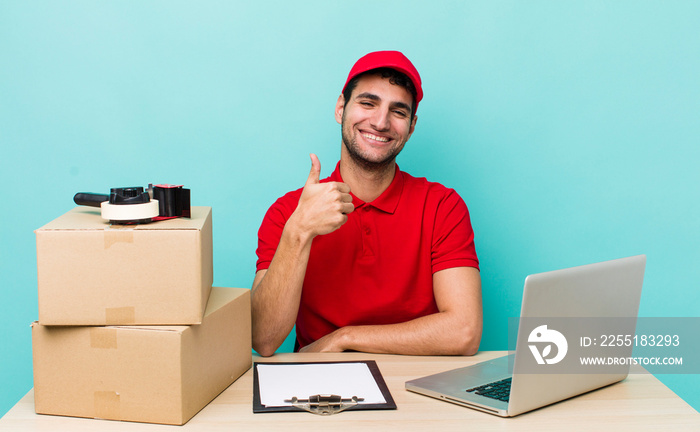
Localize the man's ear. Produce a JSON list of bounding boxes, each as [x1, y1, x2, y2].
[[335, 94, 345, 124], [408, 114, 418, 138]]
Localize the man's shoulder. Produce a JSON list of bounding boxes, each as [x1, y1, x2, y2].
[[400, 169, 460, 199], [275, 186, 304, 204], [266, 186, 303, 217]]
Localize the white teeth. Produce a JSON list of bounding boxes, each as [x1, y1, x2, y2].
[[363, 133, 389, 143]]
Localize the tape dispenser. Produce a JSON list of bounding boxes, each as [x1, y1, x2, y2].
[[74, 184, 190, 224]]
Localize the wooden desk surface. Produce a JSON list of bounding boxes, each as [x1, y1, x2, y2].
[[1, 351, 698, 431]]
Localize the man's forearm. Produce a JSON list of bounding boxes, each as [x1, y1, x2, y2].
[[253, 155, 354, 356], [303, 311, 481, 356], [251, 221, 313, 357], [301, 267, 483, 356]]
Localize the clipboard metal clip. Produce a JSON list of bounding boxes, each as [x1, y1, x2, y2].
[[285, 394, 363, 415]]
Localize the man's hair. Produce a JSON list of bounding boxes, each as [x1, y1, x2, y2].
[[342, 67, 417, 120]]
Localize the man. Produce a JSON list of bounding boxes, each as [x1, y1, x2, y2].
[[253, 51, 481, 357]]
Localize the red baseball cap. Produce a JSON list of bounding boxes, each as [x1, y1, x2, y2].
[[342, 50, 423, 113]]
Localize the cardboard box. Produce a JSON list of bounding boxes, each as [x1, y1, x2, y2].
[[32, 287, 252, 426], [35, 206, 213, 325]]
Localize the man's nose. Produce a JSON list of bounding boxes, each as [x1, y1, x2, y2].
[[369, 107, 390, 131]]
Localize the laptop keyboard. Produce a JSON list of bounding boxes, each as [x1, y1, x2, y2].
[[465, 377, 511, 402]]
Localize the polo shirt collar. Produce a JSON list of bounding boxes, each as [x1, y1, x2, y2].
[[329, 162, 404, 214]]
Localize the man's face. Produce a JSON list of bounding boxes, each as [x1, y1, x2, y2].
[[336, 73, 417, 171]]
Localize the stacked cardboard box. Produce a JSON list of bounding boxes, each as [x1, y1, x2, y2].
[[32, 206, 252, 425]]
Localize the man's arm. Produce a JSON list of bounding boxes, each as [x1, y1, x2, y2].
[[250, 237, 310, 357], [299, 266, 482, 356], [252, 154, 354, 357]]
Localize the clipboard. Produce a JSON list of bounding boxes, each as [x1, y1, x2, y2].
[[253, 360, 397, 413]]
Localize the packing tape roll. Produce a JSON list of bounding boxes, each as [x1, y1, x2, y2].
[[100, 200, 159, 222]]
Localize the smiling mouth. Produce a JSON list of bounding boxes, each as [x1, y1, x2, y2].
[[362, 132, 390, 143]]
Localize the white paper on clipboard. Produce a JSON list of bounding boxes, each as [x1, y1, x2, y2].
[[256, 362, 387, 407]]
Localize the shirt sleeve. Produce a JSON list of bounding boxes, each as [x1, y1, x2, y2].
[[255, 191, 300, 272], [431, 189, 479, 273]]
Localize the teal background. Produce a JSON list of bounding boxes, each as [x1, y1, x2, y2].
[[1, 1, 698, 417]]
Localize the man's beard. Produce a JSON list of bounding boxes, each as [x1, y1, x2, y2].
[[341, 120, 404, 172]]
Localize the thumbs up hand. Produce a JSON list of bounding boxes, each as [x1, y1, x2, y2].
[[289, 154, 354, 239], [305, 153, 323, 187]]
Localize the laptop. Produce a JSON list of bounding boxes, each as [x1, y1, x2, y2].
[[405, 255, 646, 417]]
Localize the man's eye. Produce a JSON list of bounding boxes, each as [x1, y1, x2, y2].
[[393, 110, 408, 117]]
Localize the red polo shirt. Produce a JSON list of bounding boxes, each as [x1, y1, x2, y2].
[[256, 163, 479, 349]]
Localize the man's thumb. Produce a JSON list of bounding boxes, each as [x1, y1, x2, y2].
[[305, 153, 321, 186]]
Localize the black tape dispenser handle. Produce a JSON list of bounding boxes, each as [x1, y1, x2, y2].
[[74, 193, 109, 207]]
